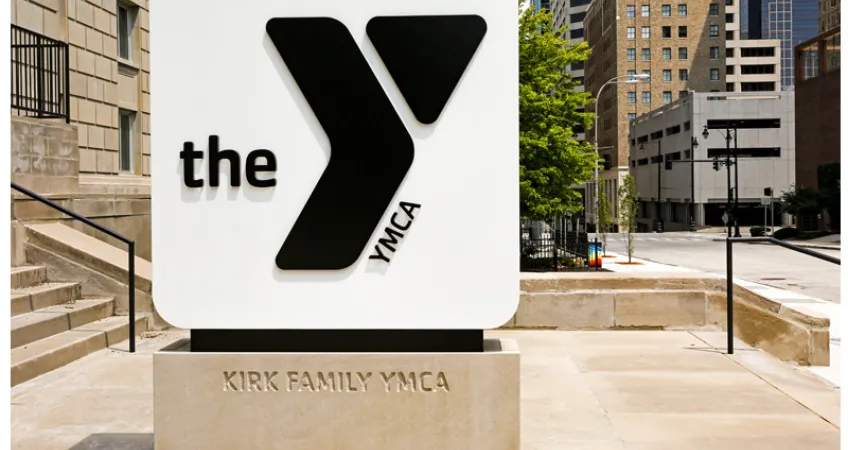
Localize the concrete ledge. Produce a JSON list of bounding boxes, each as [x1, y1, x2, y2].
[[154, 339, 520, 449], [508, 272, 830, 366]]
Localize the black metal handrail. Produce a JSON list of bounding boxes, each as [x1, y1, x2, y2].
[[11, 25, 70, 122], [725, 236, 839, 354], [12, 182, 136, 353]]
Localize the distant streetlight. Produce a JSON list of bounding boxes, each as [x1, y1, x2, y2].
[[592, 73, 651, 229]]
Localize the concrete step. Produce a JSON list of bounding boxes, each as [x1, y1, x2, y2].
[[10, 266, 46, 289], [11, 315, 149, 387], [11, 298, 114, 349], [10, 282, 82, 318]]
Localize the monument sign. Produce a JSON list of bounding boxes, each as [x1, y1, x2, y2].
[[151, 0, 519, 447]]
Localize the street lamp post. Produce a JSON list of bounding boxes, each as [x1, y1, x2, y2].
[[702, 126, 735, 237], [690, 136, 698, 231], [593, 73, 650, 230]]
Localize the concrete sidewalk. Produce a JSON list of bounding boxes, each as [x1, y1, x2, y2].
[[11, 330, 840, 449], [601, 250, 842, 388]]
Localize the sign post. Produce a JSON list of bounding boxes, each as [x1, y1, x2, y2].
[[151, 1, 519, 448]]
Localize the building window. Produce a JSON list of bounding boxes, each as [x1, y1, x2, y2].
[[662, 4, 671, 16], [571, 61, 584, 70], [710, 68, 720, 80], [642, 26, 650, 39], [709, 3, 719, 16], [678, 26, 687, 38], [627, 48, 637, 60], [642, 91, 651, 104], [662, 26, 672, 38], [679, 90, 689, 98], [570, 28, 584, 39], [663, 91, 672, 104], [678, 47, 688, 59], [679, 69, 688, 80], [726, 30, 734, 40], [626, 5, 636, 17], [628, 113, 637, 122], [726, 13, 734, 23], [663, 69, 672, 81], [678, 4, 687, 16], [726, 48, 735, 58], [740, 64, 776, 74], [710, 47, 720, 59], [642, 69, 651, 78], [725, 0, 733, 4], [741, 47, 775, 57], [119, 109, 136, 172], [627, 69, 637, 79], [641, 5, 650, 16], [726, 82, 735, 92], [628, 91, 637, 104], [641, 48, 651, 60], [709, 25, 720, 37], [117, 3, 136, 61], [627, 27, 636, 39], [726, 65, 734, 75], [570, 12, 587, 23], [662, 47, 672, 60]]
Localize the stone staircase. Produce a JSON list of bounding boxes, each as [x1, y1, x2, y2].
[[11, 265, 147, 387]]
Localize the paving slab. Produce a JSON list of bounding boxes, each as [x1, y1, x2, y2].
[[10, 330, 840, 449]]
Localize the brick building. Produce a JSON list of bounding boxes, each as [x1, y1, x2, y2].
[[584, 0, 727, 224], [794, 26, 840, 231]]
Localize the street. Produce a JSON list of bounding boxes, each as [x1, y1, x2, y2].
[[599, 232, 842, 303]]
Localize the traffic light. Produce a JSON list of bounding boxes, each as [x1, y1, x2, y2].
[[764, 187, 772, 196], [712, 160, 720, 171]]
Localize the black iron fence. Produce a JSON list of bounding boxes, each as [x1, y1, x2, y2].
[[11, 25, 70, 122], [520, 228, 592, 271]]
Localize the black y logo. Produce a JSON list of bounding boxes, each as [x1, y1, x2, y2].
[[266, 16, 487, 270]]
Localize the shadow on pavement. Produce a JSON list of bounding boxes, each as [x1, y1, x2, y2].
[[68, 433, 153, 450]]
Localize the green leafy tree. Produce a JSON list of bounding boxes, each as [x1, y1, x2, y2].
[[519, 5, 598, 220], [596, 179, 613, 256], [618, 174, 639, 263], [781, 186, 822, 217]]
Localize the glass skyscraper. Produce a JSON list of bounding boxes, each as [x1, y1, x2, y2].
[[752, 0, 820, 90]]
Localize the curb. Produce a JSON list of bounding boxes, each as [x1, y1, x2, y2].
[[709, 239, 839, 251]]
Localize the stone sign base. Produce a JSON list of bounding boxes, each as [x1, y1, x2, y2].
[[153, 338, 520, 449]]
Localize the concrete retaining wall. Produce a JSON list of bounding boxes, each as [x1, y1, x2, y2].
[[504, 272, 830, 366]]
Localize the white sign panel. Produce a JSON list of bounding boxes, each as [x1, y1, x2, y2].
[[151, 0, 518, 329]]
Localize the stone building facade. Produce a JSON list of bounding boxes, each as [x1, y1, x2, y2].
[[11, 0, 152, 259]]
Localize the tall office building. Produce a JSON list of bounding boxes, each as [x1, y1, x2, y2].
[[532, 0, 552, 13], [726, 0, 782, 91], [584, 0, 726, 223], [820, 0, 840, 32], [551, 0, 592, 142], [740, 0, 819, 89]]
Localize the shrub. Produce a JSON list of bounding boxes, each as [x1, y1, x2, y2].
[[749, 226, 771, 237], [773, 227, 799, 240]]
